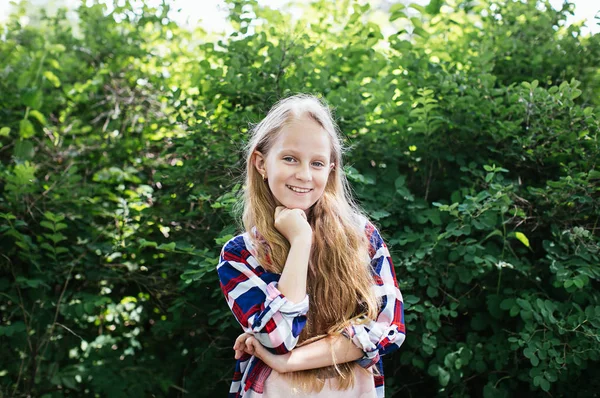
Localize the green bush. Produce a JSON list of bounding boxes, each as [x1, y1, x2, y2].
[[1, 0, 598, 396]]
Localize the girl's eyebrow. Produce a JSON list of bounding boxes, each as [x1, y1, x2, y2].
[[280, 148, 329, 160]]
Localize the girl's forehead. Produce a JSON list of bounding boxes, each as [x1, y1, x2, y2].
[[272, 118, 331, 157]]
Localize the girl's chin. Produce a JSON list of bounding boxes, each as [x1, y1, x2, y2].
[[281, 202, 310, 211], [272, 190, 323, 210], [275, 197, 313, 211]]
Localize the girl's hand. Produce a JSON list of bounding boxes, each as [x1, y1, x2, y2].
[[274, 206, 312, 245], [233, 332, 253, 360], [233, 332, 291, 374]]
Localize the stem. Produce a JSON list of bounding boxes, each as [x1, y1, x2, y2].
[[496, 211, 507, 295], [496, 267, 502, 295]]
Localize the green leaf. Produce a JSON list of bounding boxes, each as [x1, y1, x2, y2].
[[426, 210, 441, 225], [438, 367, 450, 386], [564, 280, 573, 289], [482, 229, 503, 243], [20, 119, 35, 139], [157, 242, 176, 251], [530, 352, 539, 366], [411, 356, 425, 369], [40, 220, 55, 230], [425, 0, 443, 15], [369, 210, 390, 220], [514, 232, 530, 248], [16, 277, 49, 289], [61, 376, 77, 390], [390, 10, 407, 22], [0, 321, 26, 337], [589, 170, 600, 179], [44, 212, 65, 222], [29, 110, 47, 125], [500, 298, 515, 310], [55, 223, 68, 231], [47, 232, 67, 243], [47, 43, 66, 53], [540, 377, 550, 391], [22, 89, 43, 109], [410, 17, 423, 28], [13, 140, 35, 160], [0, 127, 10, 137], [516, 298, 532, 311], [17, 71, 31, 90], [43, 70, 61, 87], [403, 295, 420, 305], [389, 3, 406, 13], [139, 238, 158, 248], [409, 3, 427, 13], [10, 161, 37, 187], [41, 242, 54, 252], [426, 285, 438, 298], [413, 26, 429, 38], [394, 175, 406, 189]]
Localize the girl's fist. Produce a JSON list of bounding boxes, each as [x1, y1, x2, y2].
[[274, 206, 312, 244]]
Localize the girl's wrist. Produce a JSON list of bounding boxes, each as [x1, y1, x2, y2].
[[290, 233, 312, 247]]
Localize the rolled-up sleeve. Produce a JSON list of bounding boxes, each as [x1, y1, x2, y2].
[[343, 222, 406, 368], [217, 234, 309, 354]]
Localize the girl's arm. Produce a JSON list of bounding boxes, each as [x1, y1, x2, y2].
[[234, 221, 406, 371], [276, 234, 312, 303], [217, 207, 313, 355], [287, 334, 364, 371], [273, 206, 313, 303], [342, 221, 406, 369], [218, 235, 310, 355], [236, 333, 364, 373]]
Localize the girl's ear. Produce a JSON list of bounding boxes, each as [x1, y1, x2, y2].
[[253, 151, 267, 176], [329, 162, 335, 173]]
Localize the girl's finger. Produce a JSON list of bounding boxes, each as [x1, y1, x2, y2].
[[245, 336, 265, 360], [298, 209, 307, 220], [275, 206, 285, 218], [247, 336, 262, 356], [234, 332, 251, 351], [234, 348, 245, 359]]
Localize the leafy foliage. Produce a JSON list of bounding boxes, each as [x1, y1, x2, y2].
[[0, 0, 599, 396]]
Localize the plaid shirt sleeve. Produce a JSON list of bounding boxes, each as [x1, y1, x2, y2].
[[217, 234, 309, 355], [343, 221, 406, 369]]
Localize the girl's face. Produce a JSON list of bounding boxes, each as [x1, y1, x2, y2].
[[254, 115, 335, 212]]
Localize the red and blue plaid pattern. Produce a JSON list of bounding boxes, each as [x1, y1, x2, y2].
[[217, 219, 406, 397]]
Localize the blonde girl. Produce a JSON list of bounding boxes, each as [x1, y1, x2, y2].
[[217, 94, 405, 397]]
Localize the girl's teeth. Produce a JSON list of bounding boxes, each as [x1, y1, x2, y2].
[[288, 185, 311, 193]]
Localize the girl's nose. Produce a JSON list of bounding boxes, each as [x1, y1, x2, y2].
[[295, 165, 312, 181]]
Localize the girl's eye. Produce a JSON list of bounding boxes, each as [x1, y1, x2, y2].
[[282, 156, 325, 167]]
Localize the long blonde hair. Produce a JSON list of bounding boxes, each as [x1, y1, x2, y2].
[[241, 94, 379, 392]]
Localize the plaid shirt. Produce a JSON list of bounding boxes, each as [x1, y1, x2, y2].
[[217, 218, 406, 397]]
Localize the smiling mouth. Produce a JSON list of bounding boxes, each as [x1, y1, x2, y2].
[[286, 185, 313, 193]]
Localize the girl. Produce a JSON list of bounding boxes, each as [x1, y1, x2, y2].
[[217, 94, 405, 397]]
